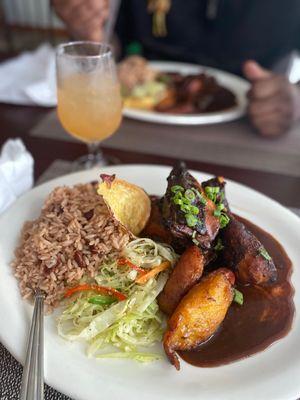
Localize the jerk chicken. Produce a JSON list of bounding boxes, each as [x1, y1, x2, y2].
[[163, 268, 235, 370], [155, 73, 237, 114], [221, 218, 277, 285], [161, 162, 220, 250], [144, 164, 279, 369], [202, 176, 277, 285]]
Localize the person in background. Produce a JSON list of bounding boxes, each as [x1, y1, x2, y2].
[[52, 0, 300, 138]]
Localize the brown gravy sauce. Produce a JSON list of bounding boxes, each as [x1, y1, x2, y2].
[[179, 216, 295, 367]]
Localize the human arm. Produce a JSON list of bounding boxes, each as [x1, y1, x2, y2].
[[51, 0, 109, 41], [243, 60, 300, 137]]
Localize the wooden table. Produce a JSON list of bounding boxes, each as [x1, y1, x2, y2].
[[0, 103, 299, 208]]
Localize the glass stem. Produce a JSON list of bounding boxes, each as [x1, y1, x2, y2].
[[87, 142, 104, 163]]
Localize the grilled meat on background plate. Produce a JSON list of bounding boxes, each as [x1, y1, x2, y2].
[[155, 73, 237, 114]]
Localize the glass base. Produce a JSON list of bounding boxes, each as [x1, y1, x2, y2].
[[71, 150, 119, 171]]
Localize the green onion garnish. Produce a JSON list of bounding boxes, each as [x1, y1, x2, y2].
[[205, 186, 220, 203], [214, 238, 224, 252], [214, 209, 221, 217], [173, 198, 183, 205], [171, 185, 184, 193], [233, 289, 244, 306], [192, 188, 207, 205], [180, 204, 191, 213], [259, 247, 272, 261], [185, 213, 198, 227], [185, 189, 196, 201], [219, 213, 230, 228], [190, 205, 199, 215]]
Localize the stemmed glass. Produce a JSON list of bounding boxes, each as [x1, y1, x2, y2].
[[56, 41, 122, 168]]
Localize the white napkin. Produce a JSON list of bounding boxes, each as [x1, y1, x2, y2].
[[0, 139, 34, 214], [0, 44, 56, 107]]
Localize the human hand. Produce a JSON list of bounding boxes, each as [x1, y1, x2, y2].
[[243, 60, 300, 137], [52, 0, 109, 41]]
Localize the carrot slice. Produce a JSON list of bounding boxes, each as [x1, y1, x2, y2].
[[135, 261, 171, 285], [117, 258, 146, 274], [64, 284, 127, 301]]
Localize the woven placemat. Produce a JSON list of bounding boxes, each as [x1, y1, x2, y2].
[[30, 111, 300, 177]]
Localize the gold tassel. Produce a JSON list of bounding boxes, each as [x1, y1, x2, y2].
[[148, 0, 171, 37]]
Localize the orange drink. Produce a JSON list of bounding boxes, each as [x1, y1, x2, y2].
[[56, 42, 122, 167], [57, 73, 122, 143]]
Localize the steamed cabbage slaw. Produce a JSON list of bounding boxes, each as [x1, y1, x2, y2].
[[57, 238, 177, 362]]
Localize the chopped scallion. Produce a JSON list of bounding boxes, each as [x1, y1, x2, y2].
[[214, 238, 224, 252], [259, 247, 272, 261], [190, 205, 199, 215], [185, 189, 196, 201], [219, 213, 230, 228], [171, 185, 184, 193], [233, 289, 244, 306], [185, 213, 198, 227]]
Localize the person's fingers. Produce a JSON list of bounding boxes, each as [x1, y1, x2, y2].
[[248, 75, 287, 100], [52, 0, 82, 18], [248, 95, 293, 119], [82, 18, 105, 41], [243, 60, 272, 81], [251, 111, 291, 137], [64, 0, 108, 40], [67, 15, 103, 41], [68, 0, 103, 26], [53, 0, 108, 40]]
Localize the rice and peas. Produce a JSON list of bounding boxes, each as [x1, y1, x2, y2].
[[12, 182, 176, 361]]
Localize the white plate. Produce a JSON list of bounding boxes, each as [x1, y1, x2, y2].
[[123, 62, 250, 125], [0, 164, 299, 400]]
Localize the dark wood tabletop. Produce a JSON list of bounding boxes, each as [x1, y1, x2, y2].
[[0, 102, 299, 208]]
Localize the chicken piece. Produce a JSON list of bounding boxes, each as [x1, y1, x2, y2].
[[158, 245, 205, 315], [202, 176, 229, 211], [161, 162, 220, 250], [164, 268, 235, 370], [202, 176, 277, 285], [222, 217, 277, 285], [154, 88, 177, 112]]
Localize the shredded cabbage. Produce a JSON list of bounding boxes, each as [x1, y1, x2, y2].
[[122, 238, 177, 269], [57, 238, 177, 363]]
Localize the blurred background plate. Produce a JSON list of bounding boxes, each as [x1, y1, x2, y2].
[[123, 62, 250, 125]]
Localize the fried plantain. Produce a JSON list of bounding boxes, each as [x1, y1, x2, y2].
[[163, 268, 235, 370], [158, 245, 205, 315]]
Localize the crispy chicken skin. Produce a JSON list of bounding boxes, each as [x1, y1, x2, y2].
[[163, 268, 235, 370], [202, 176, 277, 285], [158, 245, 205, 315], [161, 163, 220, 250], [222, 218, 277, 285]]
